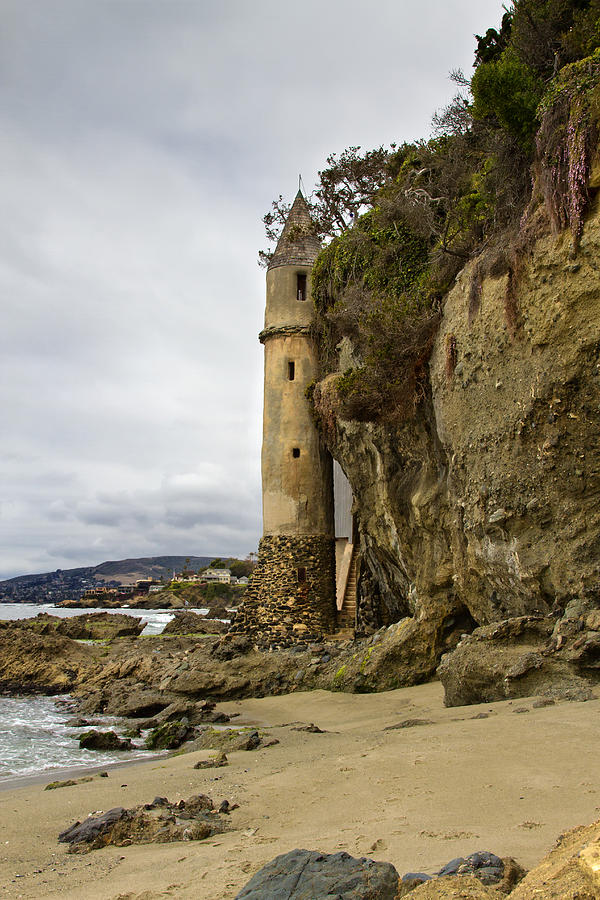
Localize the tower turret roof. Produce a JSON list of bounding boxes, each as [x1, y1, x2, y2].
[[268, 191, 322, 270]]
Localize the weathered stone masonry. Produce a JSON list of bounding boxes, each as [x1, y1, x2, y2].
[[229, 535, 336, 647]]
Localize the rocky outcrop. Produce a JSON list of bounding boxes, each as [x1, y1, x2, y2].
[[438, 604, 600, 706], [161, 611, 227, 635], [20, 612, 145, 640], [319, 194, 600, 697], [0, 626, 95, 693]]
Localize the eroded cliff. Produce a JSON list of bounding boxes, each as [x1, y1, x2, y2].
[[322, 189, 600, 698]]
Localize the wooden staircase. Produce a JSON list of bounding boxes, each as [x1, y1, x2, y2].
[[330, 544, 358, 639]]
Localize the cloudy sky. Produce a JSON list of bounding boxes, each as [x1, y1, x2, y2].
[[0, 0, 504, 579]]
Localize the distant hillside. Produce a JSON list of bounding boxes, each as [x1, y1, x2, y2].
[[0, 556, 215, 604]]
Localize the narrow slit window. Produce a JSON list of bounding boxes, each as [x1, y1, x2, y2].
[[288, 361, 295, 381], [292, 447, 300, 458], [297, 567, 306, 583], [297, 273, 307, 301]]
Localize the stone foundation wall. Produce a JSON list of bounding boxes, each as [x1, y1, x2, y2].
[[229, 534, 336, 648]]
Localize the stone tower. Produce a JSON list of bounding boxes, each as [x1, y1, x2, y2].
[[230, 191, 336, 646]]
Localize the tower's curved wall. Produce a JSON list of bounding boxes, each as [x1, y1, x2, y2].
[[261, 265, 333, 537], [229, 193, 337, 646]]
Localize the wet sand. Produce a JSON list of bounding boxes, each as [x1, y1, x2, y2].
[[1, 681, 599, 899]]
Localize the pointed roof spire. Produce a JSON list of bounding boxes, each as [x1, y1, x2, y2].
[[268, 190, 322, 270]]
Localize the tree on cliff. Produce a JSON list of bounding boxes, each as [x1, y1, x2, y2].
[[259, 146, 393, 266]]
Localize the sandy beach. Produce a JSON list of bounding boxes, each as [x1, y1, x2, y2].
[[1, 682, 599, 899]]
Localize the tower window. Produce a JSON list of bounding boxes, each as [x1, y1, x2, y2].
[[297, 567, 306, 583], [292, 447, 300, 458], [288, 361, 295, 381], [297, 273, 307, 301]]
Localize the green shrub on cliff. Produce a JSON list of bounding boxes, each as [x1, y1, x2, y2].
[[471, 51, 544, 149], [262, 0, 600, 426]]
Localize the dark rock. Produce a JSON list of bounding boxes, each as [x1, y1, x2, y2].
[[436, 856, 465, 877], [235, 848, 399, 899], [78, 730, 132, 751], [59, 807, 127, 844], [532, 698, 556, 708], [144, 720, 194, 750], [203, 711, 231, 723], [103, 690, 170, 718], [144, 797, 169, 809], [433, 851, 506, 886], [237, 730, 261, 751], [467, 852, 503, 869]]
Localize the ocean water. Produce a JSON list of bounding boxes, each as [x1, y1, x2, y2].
[[0, 602, 198, 635], [0, 603, 207, 780], [0, 695, 152, 782]]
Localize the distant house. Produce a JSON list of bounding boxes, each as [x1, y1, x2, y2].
[[148, 584, 165, 593], [201, 568, 231, 584]]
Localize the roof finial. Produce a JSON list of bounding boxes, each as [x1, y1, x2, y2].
[[298, 174, 305, 198]]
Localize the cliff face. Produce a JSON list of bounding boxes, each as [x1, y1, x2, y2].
[[326, 191, 600, 688]]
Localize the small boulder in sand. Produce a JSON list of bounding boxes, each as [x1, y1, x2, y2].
[[235, 849, 399, 899]]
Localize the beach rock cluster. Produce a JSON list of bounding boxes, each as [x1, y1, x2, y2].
[[58, 792, 233, 852], [399, 851, 526, 895], [237, 848, 527, 899]]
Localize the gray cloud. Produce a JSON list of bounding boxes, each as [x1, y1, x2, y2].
[[0, 0, 504, 578]]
